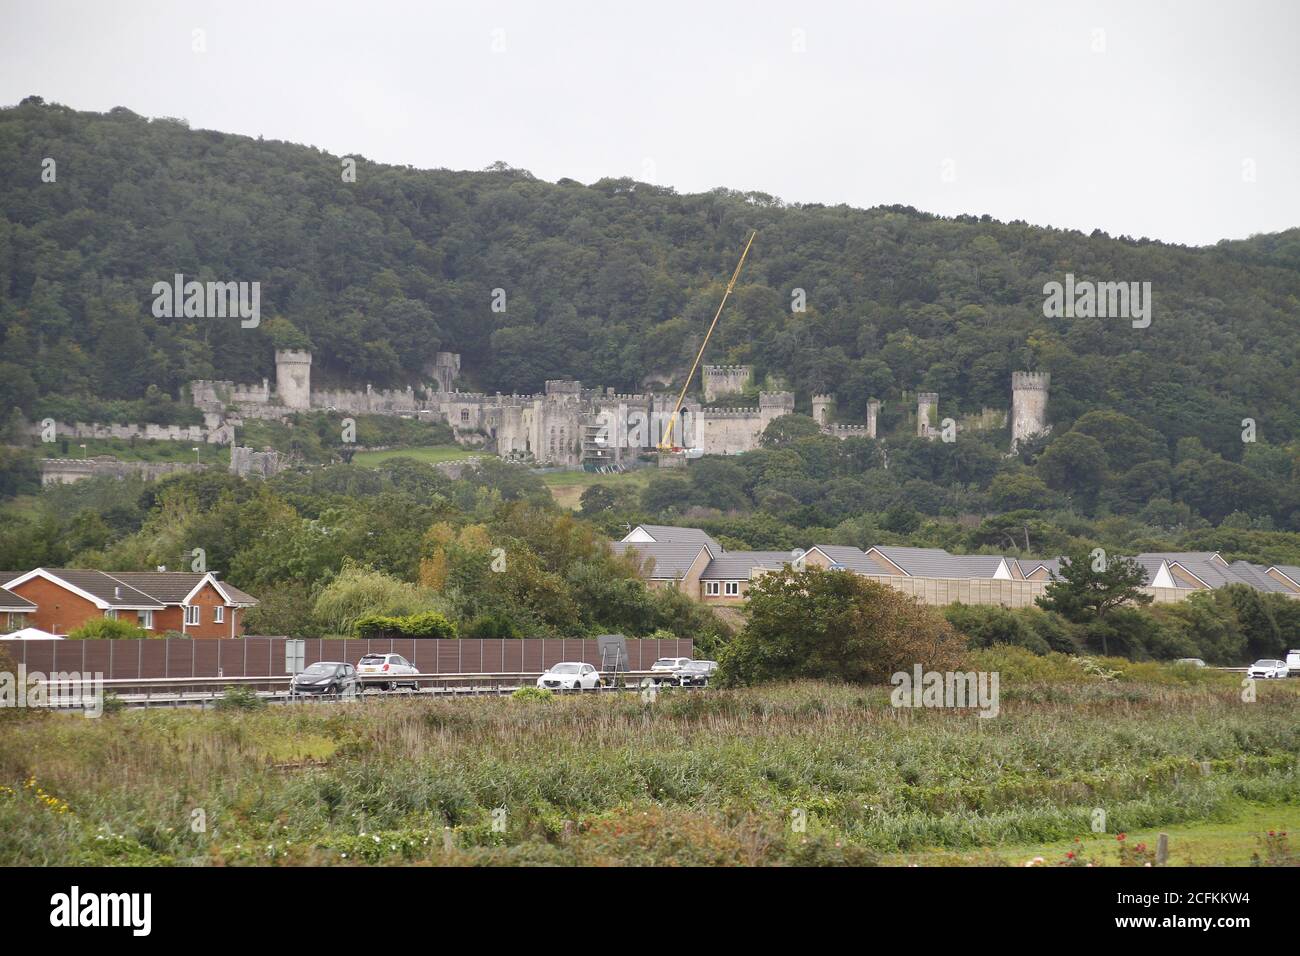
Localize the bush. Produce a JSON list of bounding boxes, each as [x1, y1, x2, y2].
[[943, 604, 1050, 655], [511, 686, 552, 702], [464, 613, 522, 639], [313, 565, 449, 636], [354, 611, 456, 639], [719, 567, 966, 686], [213, 686, 266, 711], [66, 617, 147, 640]]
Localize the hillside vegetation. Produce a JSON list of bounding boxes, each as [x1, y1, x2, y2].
[[1, 97, 1297, 459]]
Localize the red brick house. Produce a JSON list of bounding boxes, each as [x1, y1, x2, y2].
[[2, 569, 259, 638], [0, 584, 37, 632]]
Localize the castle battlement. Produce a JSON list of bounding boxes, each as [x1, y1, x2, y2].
[[187, 349, 1049, 471], [1012, 370, 1051, 391]]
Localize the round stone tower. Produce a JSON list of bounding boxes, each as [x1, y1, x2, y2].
[[275, 349, 312, 410], [811, 394, 836, 429], [1010, 371, 1051, 451], [866, 399, 881, 439], [917, 392, 939, 437]]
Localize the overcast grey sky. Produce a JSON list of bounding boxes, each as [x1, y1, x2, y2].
[[2, 0, 1296, 246]]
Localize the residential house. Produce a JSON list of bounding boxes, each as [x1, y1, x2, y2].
[[0, 584, 37, 632], [1, 569, 259, 638]]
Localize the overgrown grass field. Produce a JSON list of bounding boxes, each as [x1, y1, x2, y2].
[[541, 468, 654, 510], [2, 657, 1297, 866]]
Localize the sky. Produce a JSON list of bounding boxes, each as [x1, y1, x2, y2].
[[1, 0, 1297, 246]]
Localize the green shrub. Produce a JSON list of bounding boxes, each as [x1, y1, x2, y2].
[[464, 613, 522, 639], [313, 565, 449, 636], [944, 604, 1050, 655], [66, 617, 147, 640], [511, 686, 552, 702], [354, 611, 456, 639], [213, 686, 267, 711]]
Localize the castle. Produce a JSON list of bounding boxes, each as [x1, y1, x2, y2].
[[188, 353, 1051, 470]]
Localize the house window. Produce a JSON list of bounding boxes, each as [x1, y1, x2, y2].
[[214, 606, 224, 624], [184, 605, 200, 626], [139, 610, 154, 630], [724, 581, 740, 596], [704, 581, 720, 596]]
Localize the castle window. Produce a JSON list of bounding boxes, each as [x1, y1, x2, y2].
[[460, 409, 469, 423]]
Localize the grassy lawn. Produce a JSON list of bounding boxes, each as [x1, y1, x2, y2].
[[889, 803, 1300, 866], [351, 445, 489, 467], [2, 675, 1297, 866], [541, 467, 654, 510]]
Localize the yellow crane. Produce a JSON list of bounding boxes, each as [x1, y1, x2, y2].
[[657, 230, 757, 453]]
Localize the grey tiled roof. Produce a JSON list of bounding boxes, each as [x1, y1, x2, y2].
[[1269, 566, 1300, 590], [611, 541, 712, 580], [1225, 561, 1291, 594], [1017, 558, 1061, 578], [625, 525, 723, 553], [107, 571, 259, 606], [37, 570, 164, 608], [806, 545, 905, 574], [1138, 552, 1232, 588], [699, 551, 793, 580], [0, 587, 36, 611], [869, 547, 1006, 579], [106, 572, 208, 604]]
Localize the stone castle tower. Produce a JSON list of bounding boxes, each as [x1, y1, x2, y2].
[[811, 394, 836, 428], [702, 365, 753, 402], [275, 350, 312, 410], [1010, 371, 1051, 451], [917, 392, 939, 438], [866, 399, 881, 439]]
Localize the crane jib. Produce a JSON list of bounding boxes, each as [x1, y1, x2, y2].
[[659, 231, 757, 452]]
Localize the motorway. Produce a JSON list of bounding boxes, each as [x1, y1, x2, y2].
[[34, 671, 697, 711]]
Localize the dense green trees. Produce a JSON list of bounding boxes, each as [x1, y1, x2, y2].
[[2, 100, 1297, 454], [719, 567, 966, 685]]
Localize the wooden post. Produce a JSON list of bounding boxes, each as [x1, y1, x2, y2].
[[442, 827, 454, 852], [562, 820, 575, 841], [1156, 832, 1168, 864]]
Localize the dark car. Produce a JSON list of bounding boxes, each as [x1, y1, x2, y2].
[[290, 661, 362, 697], [675, 660, 717, 686]]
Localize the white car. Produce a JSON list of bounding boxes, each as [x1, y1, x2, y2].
[[1247, 659, 1289, 680], [650, 657, 692, 683], [537, 662, 601, 691], [357, 653, 420, 690]]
